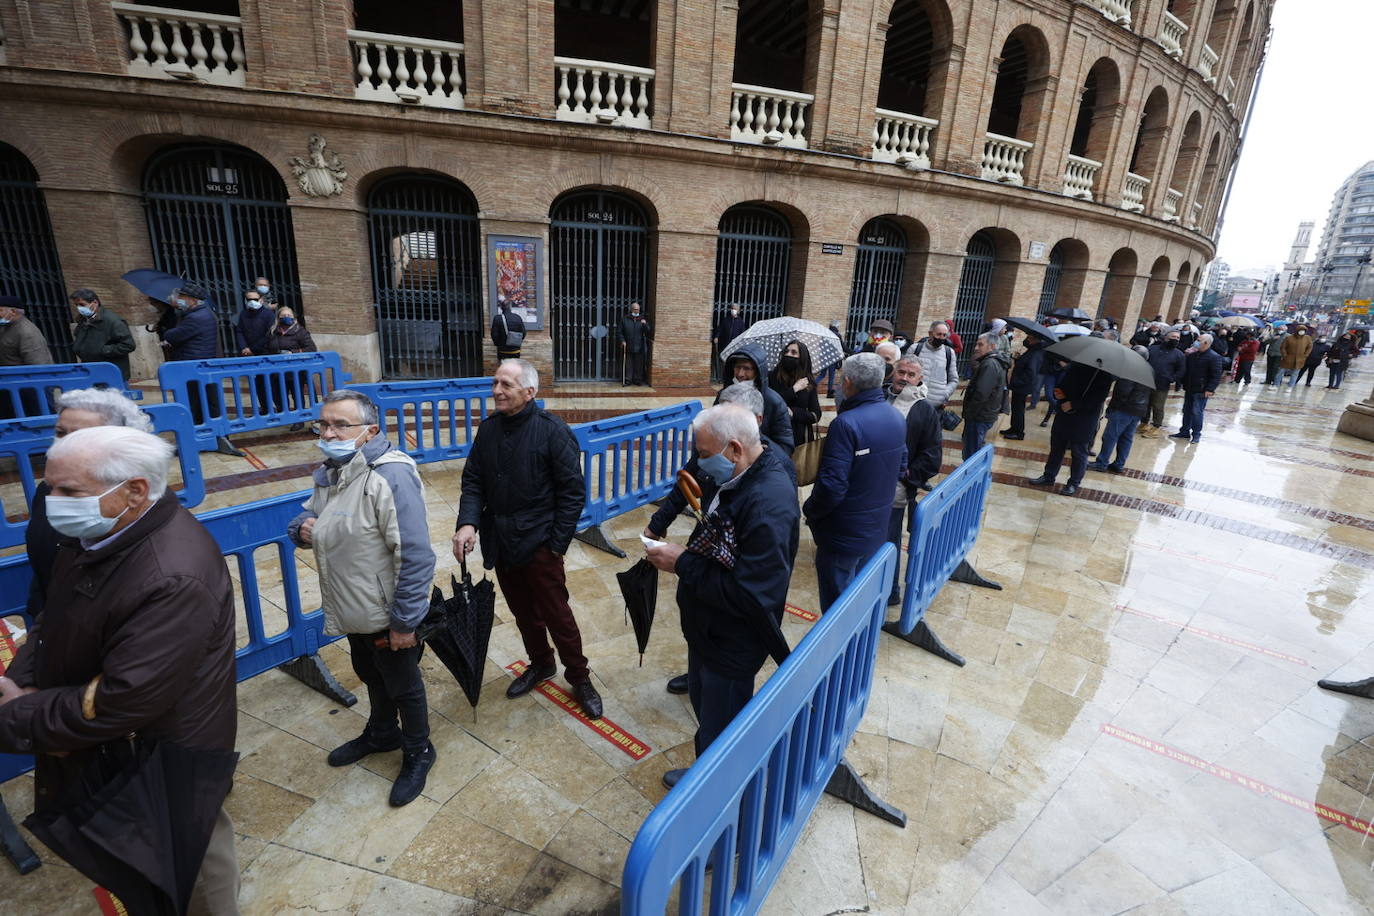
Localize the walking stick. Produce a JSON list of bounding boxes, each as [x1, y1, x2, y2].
[[621, 347, 626, 386]]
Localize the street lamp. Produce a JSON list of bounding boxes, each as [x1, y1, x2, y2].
[[1342, 250, 1373, 334]]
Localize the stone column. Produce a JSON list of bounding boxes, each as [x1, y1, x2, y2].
[[288, 198, 379, 380], [469, 0, 553, 115], [652, 228, 717, 387], [655, 0, 737, 137]]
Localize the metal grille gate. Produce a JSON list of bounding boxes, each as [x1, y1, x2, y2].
[[550, 191, 650, 382], [144, 145, 302, 357], [711, 205, 792, 378], [0, 143, 74, 361], [1037, 243, 1066, 320], [844, 217, 907, 352], [368, 175, 482, 378], [952, 232, 996, 373]]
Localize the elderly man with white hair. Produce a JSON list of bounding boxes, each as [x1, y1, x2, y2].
[[0, 426, 240, 914], [1171, 332, 1226, 443], [646, 403, 799, 789]]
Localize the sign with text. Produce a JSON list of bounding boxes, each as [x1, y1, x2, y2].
[[487, 235, 545, 331], [820, 243, 844, 255]]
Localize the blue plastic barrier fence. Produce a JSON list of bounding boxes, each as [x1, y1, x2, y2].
[[0, 362, 136, 419], [158, 352, 350, 454], [571, 401, 701, 556], [349, 378, 542, 465], [0, 402, 207, 550], [621, 545, 899, 914], [885, 443, 1000, 665]]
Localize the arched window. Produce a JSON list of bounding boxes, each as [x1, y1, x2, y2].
[[1037, 244, 1066, 320], [1123, 88, 1169, 213], [711, 205, 793, 379], [1098, 248, 1138, 323], [553, 0, 654, 127], [982, 26, 1050, 184], [0, 143, 73, 361], [730, 0, 817, 147], [1168, 113, 1203, 224], [844, 218, 908, 352], [1064, 58, 1120, 200]]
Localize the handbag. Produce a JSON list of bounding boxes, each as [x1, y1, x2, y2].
[[499, 313, 524, 348], [792, 434, 825, 487], [940, 409, 962, 431]]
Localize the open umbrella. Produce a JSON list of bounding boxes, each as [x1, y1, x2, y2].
[[1050, 323, 1089, 337], [1044, 334, 1156, 388], [1048, 307, 1091, 320], [419, 560, 496, 708], [120, 269, 187, 304], [1004, 316, 1056, 344], [1214, 315, 1262, 327], [719, 317, 845, 374], [615, 558, 658, 665]]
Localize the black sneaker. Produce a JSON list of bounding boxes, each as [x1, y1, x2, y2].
[[327, 731, 402, 767], [389, 742, 436, 807]]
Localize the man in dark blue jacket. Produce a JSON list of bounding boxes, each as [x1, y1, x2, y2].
[[160, 283, 222, 426], [234, 288, 275, 357], [1140, 330, 1185, 436], [1171, 333, 1226, 444], [722, 343, 795, 454], [646, 403, 799, 789], [803, 352, 905, 611]]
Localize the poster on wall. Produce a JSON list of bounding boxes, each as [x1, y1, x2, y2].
[[487, 235, 544, 331]]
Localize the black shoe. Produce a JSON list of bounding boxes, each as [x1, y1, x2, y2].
[[999, 430, 1024, 439], [573, 681, 603, 720], [327, 731, 402, 767], [389, 742, 436, 807], [1169, 432, 1191, 439], [666, 673, 689, 695], [662, 767, 687, 789], [506, 663, 557, 698], [1028, 475, 1056, 486], [1108, 465, 1124, 474], [887, 593, 901, 607], [1039, 418, 1050, 427], [1191, 437, 1200, 444], [1061, 484, 1079, 496], [1087, 462, 1108, 472], [289, 422, 305, 431]]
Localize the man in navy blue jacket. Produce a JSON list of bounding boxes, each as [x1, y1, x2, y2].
[[159, 283, 222, 426], [803, 352, 906, 611], [1171, 333, 1226, 443]]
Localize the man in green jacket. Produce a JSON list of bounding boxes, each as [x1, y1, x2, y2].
[[69, 288, 136, 380]]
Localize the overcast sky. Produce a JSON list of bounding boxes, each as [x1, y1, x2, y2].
[[1215, 0, 1374, 272]]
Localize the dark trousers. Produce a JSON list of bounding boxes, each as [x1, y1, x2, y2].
[[887, 501, 910, 604], [1264, 354, 1282, 384], [1180, 392, 1207, 438], [1298, 364, 1320, 386], [1007, 387, 1032, 435], [495, 545, 590, 684], [1042, 414, 1092, 486], [815, 543, 874, 612], [189, 382, 222, 426], [346, 632, 429, 754], [1235, 360, 1253, 384], [687, 650, 754, 756], [1329, 363, 1348, 388], [624, 349, 646, 384]]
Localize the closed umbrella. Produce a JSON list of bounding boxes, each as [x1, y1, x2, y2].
[[1044, 334, 1156, 388], [615, 558, 658, 665], [719, 317, 845, 374], [1004, 316, 1056, 344], [418, 561, 496, 708]]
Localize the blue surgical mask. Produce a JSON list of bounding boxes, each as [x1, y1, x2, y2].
[[280, 316, 295, 327], [697, 449, 736, 487], [317, 436, 362, 461], [245, 299, 263, 310], [256, 285, 270, 295], [76, 305, 95, 318], [46, 479, 131, 539]]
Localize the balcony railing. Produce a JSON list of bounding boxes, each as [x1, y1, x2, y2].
[[1122, 172, 1150, 212], [114, 2, 244, 87], [555, 57, 653, 128], [1090, 0, 1132, 25], [349, 31, 464, 109], [981, 133, 1033, 185], [871, 109, 938, 169], [730, 84, 813, 149], [1162, 188, 1182, 222], [1158, 11, 1187, 58], [1223, 75, 1237, 102], [0, 17, 7, 66], [1189, 200, 1203, 229], [1062, 154, 1101, 201], [1198, 44, 1218, 83]]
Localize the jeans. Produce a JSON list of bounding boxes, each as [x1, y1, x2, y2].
[[1095, 410, 1138, 469], [1036, 374, 1059, 417], [1330, 363, 1348, 388], [1280, 368, 1300, 387], [962, 419, 993, 459], [1179, 392, 1207, 439], [687, 650, 755, 756], [495, 545, 590, 684], [821, 364, 837, 395], [815, 544, 874, 612], [1147, 388, 1169, 427], [347, 632, 429, 754]]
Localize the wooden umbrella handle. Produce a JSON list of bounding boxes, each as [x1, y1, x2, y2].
[[676, 468, 704, 521]]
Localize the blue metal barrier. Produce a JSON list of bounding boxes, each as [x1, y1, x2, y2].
[[0, 362, 136, 419], [349, 378, 542, 465], [0, 402, 207, 550], [621, 545, 899, 914], [884, 443, 1000, 666], [158, 352, 350, 455], [571, 401, 701, 556]]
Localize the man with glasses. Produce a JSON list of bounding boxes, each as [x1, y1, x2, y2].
[[288, 390, 438, 807]]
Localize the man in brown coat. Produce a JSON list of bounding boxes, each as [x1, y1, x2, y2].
[[1279, 326, 1313, 388], [0, 295, 54, 366], [0, 426, 240, 914]]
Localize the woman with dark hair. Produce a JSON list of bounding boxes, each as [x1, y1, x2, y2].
[[769, 339, 822, 445]]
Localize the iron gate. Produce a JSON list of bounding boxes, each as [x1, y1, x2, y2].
[[0, 143, 74, 361], [367, 175, 482, 378], [1037, 242, 1066, 320], [550, 191, 650, 382], [952, 232, 996, 373], [844, 217, 907, 351], [711, 205, 792, 377], [144, 144, 302, 357]]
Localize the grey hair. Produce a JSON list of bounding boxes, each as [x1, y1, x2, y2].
[[55, 388, 153, 432], [1132, 345, 1149, 358], [323, 389, 379, 425], [875, 341, 900, 360], [693, 403, 759, 449], [719, 381, 764, 418], [842, 352, 885, 391], [977, 332, 1000, 349], [48, 426, 175, 500], [1198, 333, 1214, 346], [501, 358, 539, 392], [896, 355, 922, 370], [929, 321, 948, 333], [1099, 329, 1119, 342]]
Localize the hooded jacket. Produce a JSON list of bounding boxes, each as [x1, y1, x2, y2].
[[723, 343, 795, 454], [963, 350, 1012, 423], [289, 435, 435, 635]]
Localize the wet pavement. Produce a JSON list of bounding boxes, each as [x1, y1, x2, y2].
[[4, 368, 1374, 914]]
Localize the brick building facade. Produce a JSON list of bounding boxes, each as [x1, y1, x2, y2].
[[0, 0, 1272, 385]]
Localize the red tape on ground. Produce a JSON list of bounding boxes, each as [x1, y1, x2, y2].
[[1115, 605, 1310, 666], [785, 603, 818, 622], [93, 888, 129, 916], [506, 661, 650, 760], [1101, 724, 1374, 837]]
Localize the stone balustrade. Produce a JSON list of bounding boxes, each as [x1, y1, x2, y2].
[[555, 57, 653, 128], [1122, 172, 1150, 212], [1062, 154, 1102, 201], [1198, 44, 1218, 83], [871, 109, 938, 169], [1162, 188, 1182, 222], [1090, 0, 1133, 26], [981, 133, 1033, 185], [1158, 11, 1187, 58], [1189, 200, 1203, 230], [349, 31, 465, 109], [730, 84, 814, 148], [114, 2, 244, 87], [1224, 75, 1237, 102]]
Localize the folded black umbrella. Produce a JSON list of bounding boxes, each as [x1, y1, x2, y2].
[[25, 739, 237, 916], [616, 558, 658, 665], [1004, 316, 1056, 344], [420, 560, 496, 708]]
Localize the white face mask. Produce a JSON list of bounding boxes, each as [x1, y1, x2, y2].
[[245, 299, 263, 310], [317, 433, 364, 460], [47, 479, 131, 540], [256, 285, 270, 295]]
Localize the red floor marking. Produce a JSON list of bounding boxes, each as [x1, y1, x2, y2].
[[785, 603, 819, 622], [505, 661, 650, 760], [239, 445, 268, 471], [1101, 724, 1374, 837], [1134, 543, 1280, 580], [92, 888, 128, 916], [1115, 605, 1309, 666]]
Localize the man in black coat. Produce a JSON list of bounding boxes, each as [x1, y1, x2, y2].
[[646, 403, 799, 789], [1171, 334, 1226, 443], [961, 333, 1010, 459], [1140, 330, 1185, 437], [490, 302, 526, 362], [453, 359, 602, 719], [886, 357, 943, 605], [1002, 335, 1047, 440], [1090, 347, 1152, 473], [712, 304, 747, 360], [159, 283, 220, 361], [69, 288, 136, 380], [1029, 362, 1113, 495], [618, 301, 653, 386]]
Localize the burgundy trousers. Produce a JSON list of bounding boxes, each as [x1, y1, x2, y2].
[[495, 545, 590, 684]]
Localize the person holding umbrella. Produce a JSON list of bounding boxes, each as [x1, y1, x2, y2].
[[1170, 333, 1225, 443], [768, 339, 822, 445], [1089, 346, 1152, 473], [1028, 340, 1118, 495]]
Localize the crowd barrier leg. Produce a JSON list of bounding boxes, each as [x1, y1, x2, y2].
[[950, 557, 1003, 591], [278, 654, 357, 707], [0, 798, 40, 875], [825, 757, 907, 827], [573, 525, 628, 558], [881, 618, 967, 667]]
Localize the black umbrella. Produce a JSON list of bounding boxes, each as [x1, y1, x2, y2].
[[24, 740, 237, 916], [120, 269, 186, 304], [615, 558, 658, 665], [1004, 316, 1056, 344], [1048, 307, 1091, 320], [1044, 335, 1156, 388], [420, 560, 496, 708]]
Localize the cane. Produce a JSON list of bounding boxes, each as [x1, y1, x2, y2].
[[621, 347, 626, 386]]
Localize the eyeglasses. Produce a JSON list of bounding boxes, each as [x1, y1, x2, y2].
[[310, 421, 367, 435]]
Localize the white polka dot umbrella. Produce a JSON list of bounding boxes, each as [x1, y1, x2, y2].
[[718, 317, 846, 374]]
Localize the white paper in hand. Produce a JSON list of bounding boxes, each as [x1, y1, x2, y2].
[[640, 534, 668, 550]]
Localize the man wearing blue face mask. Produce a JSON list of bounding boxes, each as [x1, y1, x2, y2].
[[69, 289, 136, 381], [288, 390, 438, 807]]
